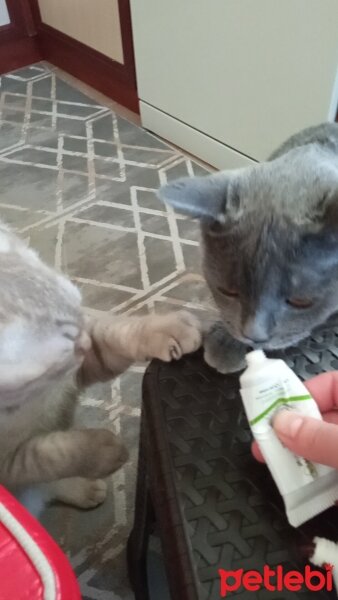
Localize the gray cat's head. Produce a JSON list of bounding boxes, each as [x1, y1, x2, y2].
[[159, 145, 338, 349]]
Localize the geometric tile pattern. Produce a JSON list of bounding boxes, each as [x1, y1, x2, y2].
[[0, 63, 214, 599]]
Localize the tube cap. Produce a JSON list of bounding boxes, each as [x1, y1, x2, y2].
[[245, 349, 267, 366]]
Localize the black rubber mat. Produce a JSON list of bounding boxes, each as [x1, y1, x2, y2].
[[143, 313, 338, 599]]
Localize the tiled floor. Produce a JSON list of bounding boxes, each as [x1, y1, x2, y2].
[[0, 63, 214, 599]]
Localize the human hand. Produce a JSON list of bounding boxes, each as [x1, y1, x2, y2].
[[252, 371, 338, 469]]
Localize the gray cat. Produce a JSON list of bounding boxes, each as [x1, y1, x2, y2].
[[158, 122, 338, 373]]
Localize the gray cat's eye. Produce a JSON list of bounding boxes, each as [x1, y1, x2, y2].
[[217, 287, 239, 298], [286, 298, 313, 309]]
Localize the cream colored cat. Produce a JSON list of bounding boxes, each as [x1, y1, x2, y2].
[[0, 221, 201, 511]]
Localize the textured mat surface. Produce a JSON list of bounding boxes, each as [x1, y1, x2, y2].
[[0, 63, 212, 599]]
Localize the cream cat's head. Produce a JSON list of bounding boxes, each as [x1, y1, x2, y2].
[[0, 226, 88, 407]]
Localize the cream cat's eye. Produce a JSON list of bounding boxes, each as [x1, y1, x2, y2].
[[286, 298, 313, 309], [217, 286, 239, 298]]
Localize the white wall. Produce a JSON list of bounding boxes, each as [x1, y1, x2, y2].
[[0, 0, 10, 27], [131, 0, 338, 167]]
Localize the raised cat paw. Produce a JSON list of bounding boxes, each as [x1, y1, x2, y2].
[[140, 310, 202, 362], [203, 321, 247, 374]]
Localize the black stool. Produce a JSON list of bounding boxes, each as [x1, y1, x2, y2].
[[128, 315, 338, 600]]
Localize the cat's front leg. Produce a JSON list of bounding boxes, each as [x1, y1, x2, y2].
[[78, 310, 202, 386], [129, 310, 202, 362], [203, 321, 247, 374], [40, 477, 109, 509], [18, 478, 108, 514], [2, 429, 128, 487]]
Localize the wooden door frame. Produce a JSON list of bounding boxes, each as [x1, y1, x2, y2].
[[0, 0, 35, 40], [28, 0, 138, 112], [0, 0, 138, 113], [0, 0, 40, 72]]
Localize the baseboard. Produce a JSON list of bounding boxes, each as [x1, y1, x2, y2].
[[0, 35, 41, 75], [37, 23, 139, 113], [140, 101, 256, 170]]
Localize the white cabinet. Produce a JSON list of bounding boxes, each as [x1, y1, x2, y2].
[[130, 0, 338, 168], [0, 0, 10, 27]]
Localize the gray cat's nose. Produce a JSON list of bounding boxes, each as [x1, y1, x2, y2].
[[242, 319, 269, 344]]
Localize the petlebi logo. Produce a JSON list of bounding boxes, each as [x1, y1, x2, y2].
[[219, 564, 333, 596]]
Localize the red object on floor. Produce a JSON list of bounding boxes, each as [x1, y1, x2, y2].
[[0, 485, 80, 599]]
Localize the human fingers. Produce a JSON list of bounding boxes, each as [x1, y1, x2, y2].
[[251, 410, 338, 463], [304, 371, 338, 413], [272, 409, 338, 469]]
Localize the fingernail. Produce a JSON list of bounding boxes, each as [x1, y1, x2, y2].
[[273, 410, 304, 439]]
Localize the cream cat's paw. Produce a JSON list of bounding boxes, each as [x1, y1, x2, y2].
[[142, 310, 202, 362], [72, 478, 107, 508], [48, 477, 108, 508]]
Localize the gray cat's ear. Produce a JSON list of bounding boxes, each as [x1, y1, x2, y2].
[[321, 189, 338, 229], [302, 188, 338, 260], [157, 173, 237, 222]]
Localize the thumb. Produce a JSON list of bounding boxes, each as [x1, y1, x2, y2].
[[273, 410, 338, 470]]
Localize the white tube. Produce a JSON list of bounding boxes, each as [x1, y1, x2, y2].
[[240, 350, 338, 527]]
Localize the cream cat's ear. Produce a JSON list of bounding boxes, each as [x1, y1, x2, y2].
[[157, 172, 241, 222]]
